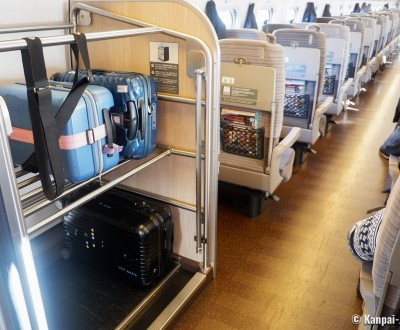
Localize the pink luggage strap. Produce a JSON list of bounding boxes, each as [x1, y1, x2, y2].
[[11, 124, 122, 154]]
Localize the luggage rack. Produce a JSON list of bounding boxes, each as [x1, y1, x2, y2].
[[0, 4, 219, 328], [0, 17, 210, 245]]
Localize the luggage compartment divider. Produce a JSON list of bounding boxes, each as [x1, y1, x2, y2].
[[26, 149, 171, 236]]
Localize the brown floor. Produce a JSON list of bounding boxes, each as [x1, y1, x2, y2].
[[174, 55, 400, 330]]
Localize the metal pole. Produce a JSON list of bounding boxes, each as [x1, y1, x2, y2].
[[0, 27, 162, 53], [194, 69, 205, 255], [0, 24, 74, 34]]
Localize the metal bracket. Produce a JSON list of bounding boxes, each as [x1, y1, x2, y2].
[[77, 10, 91, 26], [187, 40, 206, 78]]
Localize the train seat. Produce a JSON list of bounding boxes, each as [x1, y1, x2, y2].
[[358, 175, 400, 329], [353, 17, 378, 85], [343, 18, 366, 99], [381, 11, 400, 59], [366, 14, 385, 77], [218, 36, 300, 215], [315, 22, 351, 119], [374, 14, 390, 71], [272, 27, 333, 165], [389, 12, 400, 56]]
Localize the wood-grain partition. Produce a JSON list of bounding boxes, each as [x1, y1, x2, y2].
[[72, 1, 220, 268]]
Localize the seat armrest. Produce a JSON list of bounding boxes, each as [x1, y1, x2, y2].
[[350, 66, 366, 97], [338, 78, 353, 112], [274, 127, 300, 154], [310, 96, 333, 144], [268, 127, 300, 193]]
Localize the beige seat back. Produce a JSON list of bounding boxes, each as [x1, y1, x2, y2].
[[219, 37, 285, 173]]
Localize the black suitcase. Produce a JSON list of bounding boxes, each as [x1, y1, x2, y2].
[[63, 187, 173, 286]]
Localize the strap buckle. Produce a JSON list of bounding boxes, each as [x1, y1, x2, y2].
[[33, 80, 50, 94], [85, 129, 95, 145]]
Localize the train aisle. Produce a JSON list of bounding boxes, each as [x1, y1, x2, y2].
[[174, 55, 400, 330]]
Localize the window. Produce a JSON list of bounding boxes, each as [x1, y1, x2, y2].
[[218, 8, 238, 29], [286, 7, 298, 24], [256, 8, 273, 30], [347, 5, 353, 15], [337, 5, 344, 16]]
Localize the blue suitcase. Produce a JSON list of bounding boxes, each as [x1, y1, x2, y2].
[[51, 70, 158, 160], [0, 83, 120, 183]]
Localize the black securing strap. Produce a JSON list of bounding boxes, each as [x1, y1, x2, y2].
[[20, 33, 93, 200], [21, 37, 65, 200]]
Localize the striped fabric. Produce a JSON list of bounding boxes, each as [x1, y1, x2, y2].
[[219, 36, 285, 171], [373, 176, 400, 314]]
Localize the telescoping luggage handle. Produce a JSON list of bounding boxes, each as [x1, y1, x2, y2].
[[20, 34, 94, 200]]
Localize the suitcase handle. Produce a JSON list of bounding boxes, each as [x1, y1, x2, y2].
[[138, 98, 146, 141], [127, 101, 138, 140], [102, 108, 123, 157]]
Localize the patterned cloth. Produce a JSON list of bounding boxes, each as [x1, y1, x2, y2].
[[347, 208, 385, 261], [373, 176, 400, 312]]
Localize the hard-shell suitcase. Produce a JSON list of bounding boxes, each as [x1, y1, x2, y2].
[[63, 187, 173, 286], [51, 70, 158, 160], [0, 83, 120, 183]]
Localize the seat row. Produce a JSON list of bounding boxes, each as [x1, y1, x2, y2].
[[206, 2, 400, 326], [206, 1, 400, 219]]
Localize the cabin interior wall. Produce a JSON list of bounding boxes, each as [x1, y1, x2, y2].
[[0, 1, 70, 85]]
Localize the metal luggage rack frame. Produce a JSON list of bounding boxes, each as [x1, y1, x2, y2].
[[0, 4, 214, 256], [0, 3, 220, 328]]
